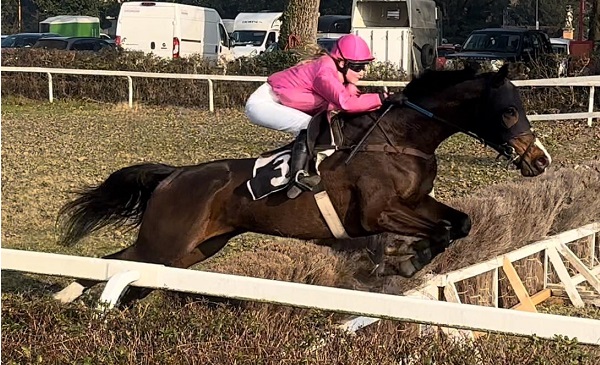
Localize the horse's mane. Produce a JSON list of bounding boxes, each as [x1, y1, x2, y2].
[[403, 67, 479, 100]]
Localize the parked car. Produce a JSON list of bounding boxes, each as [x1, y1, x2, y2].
[[1, 33, 60, 48], [32, 37, 116, 52], [317, 37, 337, 53], [436, 43, 460, 70], [550, 37, 570, 55], [443, 28, 553, 70]]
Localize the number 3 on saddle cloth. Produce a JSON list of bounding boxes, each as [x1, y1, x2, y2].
[[246, 112, 343, 201]]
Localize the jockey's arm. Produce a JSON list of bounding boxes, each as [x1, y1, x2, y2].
[[313, 70, 382, 113]]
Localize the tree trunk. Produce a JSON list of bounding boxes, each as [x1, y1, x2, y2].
[[589, 0, 600, 43], [279, 0, 320, 51]]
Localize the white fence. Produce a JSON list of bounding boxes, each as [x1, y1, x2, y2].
[[343, 222, 600, 335], [1, 67, 599, 126], [2, 223, 600, 345]]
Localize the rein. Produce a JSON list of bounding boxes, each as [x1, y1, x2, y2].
[[403, 100, 516, 160]]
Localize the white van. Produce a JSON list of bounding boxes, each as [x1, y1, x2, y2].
[[231, 12, 282, 58], [116, 2, 231, 60]]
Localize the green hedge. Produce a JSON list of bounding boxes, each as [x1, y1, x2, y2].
[[1, 48, 598, 112]]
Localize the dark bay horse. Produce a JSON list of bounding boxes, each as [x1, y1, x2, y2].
[[55, 65, 551, 305]]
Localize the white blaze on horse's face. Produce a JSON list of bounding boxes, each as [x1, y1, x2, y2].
[[509, 132, 552, 177], [534, 138, 552, 166]]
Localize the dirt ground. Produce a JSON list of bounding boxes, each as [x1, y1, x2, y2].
[[2, 98, 600, 364]]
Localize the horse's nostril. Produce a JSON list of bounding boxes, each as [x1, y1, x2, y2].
[[535, 156, 549, 170]]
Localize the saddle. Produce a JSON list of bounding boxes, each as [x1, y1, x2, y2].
[[246, 112, 343, 200], [306, 111, 345, 162]]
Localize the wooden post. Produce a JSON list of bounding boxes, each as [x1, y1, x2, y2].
[[557, 243, 600, 294], [502, 257, 537, 312], [546, 247, 585, 307]]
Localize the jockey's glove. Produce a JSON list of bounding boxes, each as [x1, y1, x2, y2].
[[384, 93, 408, 105]]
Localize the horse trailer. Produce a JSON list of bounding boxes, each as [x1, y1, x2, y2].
[[351, 0, 439, 77]]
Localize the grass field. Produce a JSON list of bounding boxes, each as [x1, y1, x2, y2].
[[2, 97, 600, 364]]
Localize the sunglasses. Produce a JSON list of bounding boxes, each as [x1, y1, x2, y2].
[[347, 62, 368, 72]]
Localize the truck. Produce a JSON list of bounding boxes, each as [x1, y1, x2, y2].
[[231, 12, 282, 58], [351, 0, 439, 77], [39, 16, 101, 38], [115, 2, 232, 61]]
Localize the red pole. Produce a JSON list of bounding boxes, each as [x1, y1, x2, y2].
[[579, 0, 586, 40]]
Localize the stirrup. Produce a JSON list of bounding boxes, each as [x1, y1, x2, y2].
[[294, 170, 321, 191]]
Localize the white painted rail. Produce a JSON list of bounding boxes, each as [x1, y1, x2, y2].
[[2, 247, 600, 344], [343, 222, 600, 334], [1, 67, 598, 125]]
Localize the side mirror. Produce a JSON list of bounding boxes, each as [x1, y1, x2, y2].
[[228, 39, 234, 48], [454, 44, 462, 51]]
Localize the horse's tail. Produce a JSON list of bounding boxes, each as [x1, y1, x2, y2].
[[58, 163, 178, 246]]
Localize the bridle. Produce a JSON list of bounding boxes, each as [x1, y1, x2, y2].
[[345, 97, 536, 168]]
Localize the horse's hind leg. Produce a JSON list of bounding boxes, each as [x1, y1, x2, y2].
[[171, 231, 242, 268], [116, 231, 241, 307], [53, 247, 139, 303]]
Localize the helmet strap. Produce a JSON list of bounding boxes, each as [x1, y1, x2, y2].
[[330, 54, 350, 83], [332, 38, 351, 83]]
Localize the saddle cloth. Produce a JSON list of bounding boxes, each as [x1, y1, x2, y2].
[[246, 149, 292, 200], [246, 112, 342, 201]]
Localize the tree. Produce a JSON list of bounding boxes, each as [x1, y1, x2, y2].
[[2, 0, 40, 33], [279, 0, 321, 50], [589, 0, 600, 42], [436, 0, 511, 43]]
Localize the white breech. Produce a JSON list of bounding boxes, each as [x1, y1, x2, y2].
[[245, 83, 312, 136]]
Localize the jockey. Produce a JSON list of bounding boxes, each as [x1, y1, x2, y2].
[[245, 34, 389, 197]]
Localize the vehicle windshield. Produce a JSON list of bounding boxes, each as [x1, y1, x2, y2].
[[462, 33, 522, 53], [552, 44, 568, 54], [317, 38, 336, 52], [231, 31, 266, 47]]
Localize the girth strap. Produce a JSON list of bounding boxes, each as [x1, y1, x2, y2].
[[362, 144, 434, 160], [314, 191, 350, 239]]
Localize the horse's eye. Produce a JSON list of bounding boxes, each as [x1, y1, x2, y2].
[[502, 107, 518, 128]]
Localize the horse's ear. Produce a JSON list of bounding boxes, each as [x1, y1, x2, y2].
[[491, 64, 509, 88]]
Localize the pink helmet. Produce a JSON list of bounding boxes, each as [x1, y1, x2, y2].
[[330, 34, 375, 63]]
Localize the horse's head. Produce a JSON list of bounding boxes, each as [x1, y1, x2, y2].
[[474, 64, 551, 176], [399, 65, 551, 177]]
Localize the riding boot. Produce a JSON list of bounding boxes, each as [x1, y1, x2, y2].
[[287, 130, 322, 199]]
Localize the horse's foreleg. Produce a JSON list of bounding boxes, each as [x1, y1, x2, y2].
[[359, 186, 452, 276], [412, 195, 471, 241], [377, 202, 451, 261]]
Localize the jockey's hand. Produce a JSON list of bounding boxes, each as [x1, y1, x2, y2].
[[385, 93, 408, 105]]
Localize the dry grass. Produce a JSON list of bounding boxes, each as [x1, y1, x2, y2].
[[2, 98, 600, 362]]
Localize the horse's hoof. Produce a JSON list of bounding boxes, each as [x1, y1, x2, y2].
[[53, 282, 86, 303], [370, 263, 385, 277], [397, 260, 418, 278], [412, 238, 431, 251], [416, 248, 433, 263], [410, 257, 424, 272]]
